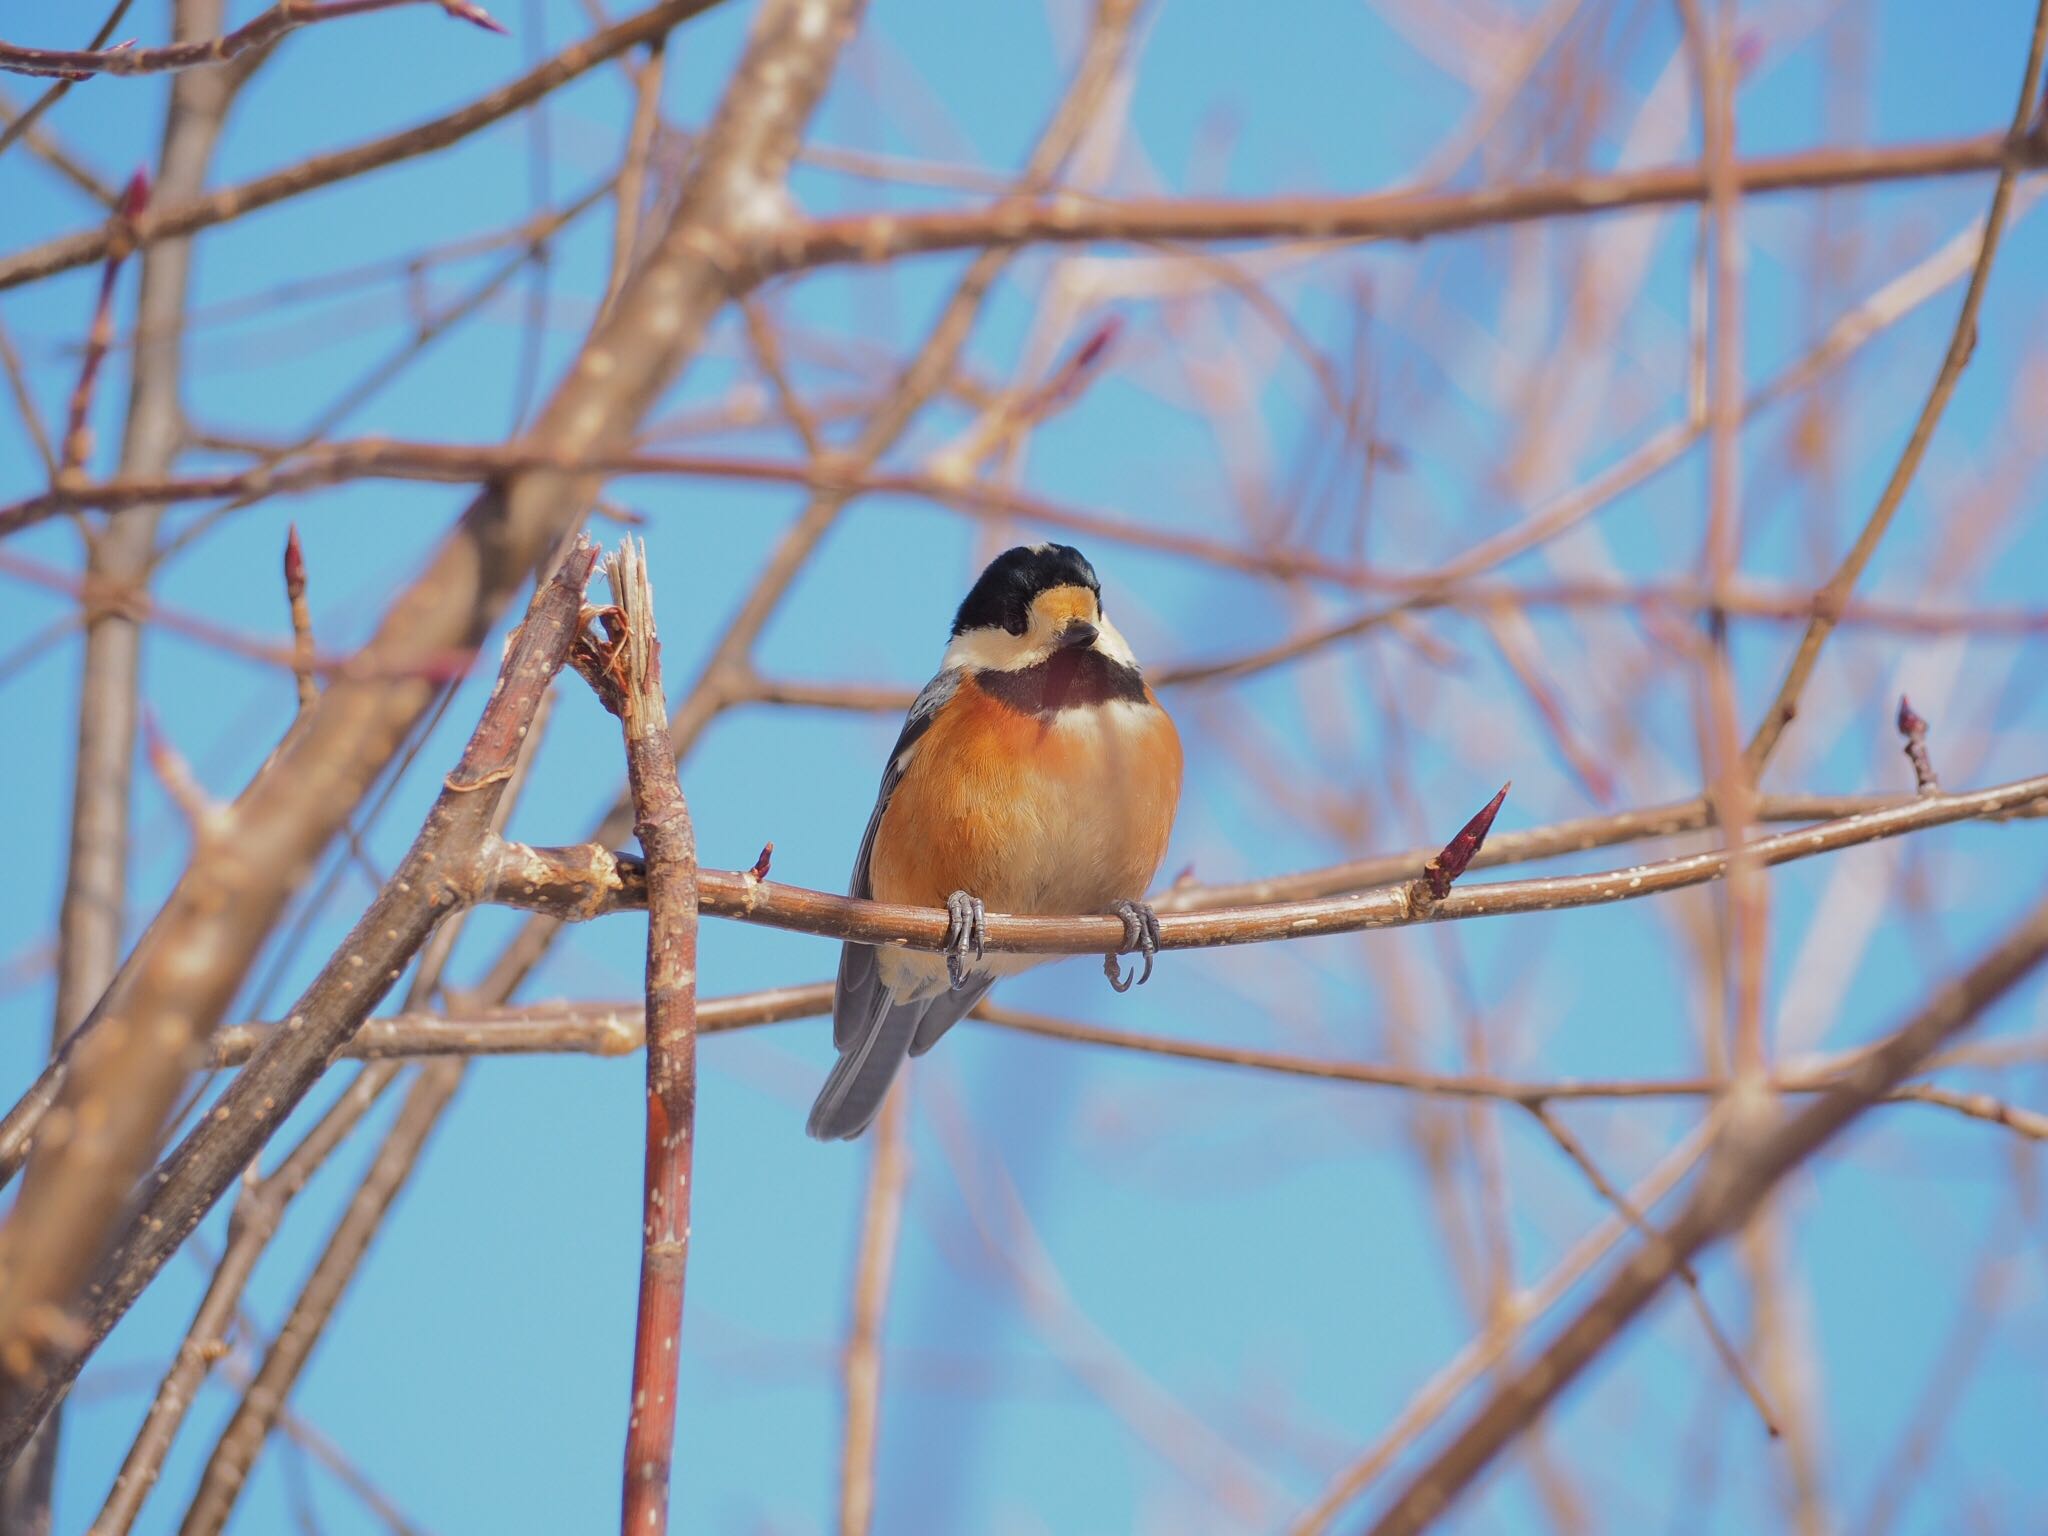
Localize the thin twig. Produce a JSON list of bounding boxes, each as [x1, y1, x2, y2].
[[838, 1087, 907, 1536], [467, 769, 2048, 957], [175, 1061, 460, 1536], [0, 318, 56, 479], [599, 37, 666, 318], [1743, 0, 2048, 773], [282, 524, 317, 716], [57, 170, 150, 480], [182, 994, 2048, 1145], [87, 1064, 399, 1536], [0, 85, 119, 204], [0, 0, 505, 82], [0, 0, 730, 294], [1523, 1101, 1780, 1437], [0, 0, 135, 164], [1897, 695, 1940, 795], [748, 131, 2048, 276]]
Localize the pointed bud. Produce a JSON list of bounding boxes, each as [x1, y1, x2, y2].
[[119, 167, 151, 221], [283, 524, 307, 602], [1423, 782, 1511, 900]]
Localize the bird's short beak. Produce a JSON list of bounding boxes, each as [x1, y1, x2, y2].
[[1056, 619, 1099, 650]]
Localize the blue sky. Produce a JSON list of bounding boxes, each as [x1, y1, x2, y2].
[[3, 0, 2047, 1531]]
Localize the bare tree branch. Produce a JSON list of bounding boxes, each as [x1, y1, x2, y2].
[[1743, 0, 2048, 773], [0, 0, 864, 1438], [0, 538, 599, 1466], [747, 132, 2048, 276], [0, 0, 729, 293], [1357, 887, 2048, 1536]]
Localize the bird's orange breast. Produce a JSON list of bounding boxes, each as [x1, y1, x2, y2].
[[868, 678, 1182, 916]]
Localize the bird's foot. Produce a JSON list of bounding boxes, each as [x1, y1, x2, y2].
[[1104, 899, 1161, 993], [943, 889, 988, 991]]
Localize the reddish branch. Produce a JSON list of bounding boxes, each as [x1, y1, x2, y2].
[[5, 124, 2046, 301], [56, 169, 148, 478], [581, 541, 700, 1536], [0, 0, 504, 81], [0, 0, 135, 163], [282, 524, 316, 714]]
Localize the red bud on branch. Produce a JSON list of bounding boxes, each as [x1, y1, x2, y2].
[[1422, 782, 1511, 900]]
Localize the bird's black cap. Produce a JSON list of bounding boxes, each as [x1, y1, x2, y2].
[[951, 544, 1100, 637]]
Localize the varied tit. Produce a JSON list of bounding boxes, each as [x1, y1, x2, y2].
[[806, 543, 1183, 1140]]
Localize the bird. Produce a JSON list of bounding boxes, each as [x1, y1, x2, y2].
[[806, 543, 1182, 1140]]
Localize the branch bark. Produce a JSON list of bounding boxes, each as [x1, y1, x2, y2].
[[463, 770, 2048, 957], [585, 541, 701, 1536]]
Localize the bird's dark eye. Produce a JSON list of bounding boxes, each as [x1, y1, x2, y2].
[[1004, 611, 1029, 636]]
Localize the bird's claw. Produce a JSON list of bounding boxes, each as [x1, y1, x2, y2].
[[1105, 899, 1161, 993], [944, 890, 987, 991]]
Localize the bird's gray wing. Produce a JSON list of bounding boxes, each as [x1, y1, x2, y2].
[[908, 975, 993, 1057], [809, 671, 960, 1139]]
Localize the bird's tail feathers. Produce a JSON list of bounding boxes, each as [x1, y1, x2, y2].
[[807, 985, 922, 1141]]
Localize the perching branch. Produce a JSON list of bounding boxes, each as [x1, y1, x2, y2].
[[468, 771, 2048, 959]]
